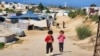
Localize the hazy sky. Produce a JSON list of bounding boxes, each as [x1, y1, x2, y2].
[[2, 0, 100, 7]]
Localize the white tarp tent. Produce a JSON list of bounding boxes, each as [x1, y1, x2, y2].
[[18, 11, 47, 28], [31, 19, 47, 27], [18, 19, 29, 30], [56, 10, 69, 16], [56, 10, 64, 16], [18, 19, 47, 28], [0, 26, 16, 43]]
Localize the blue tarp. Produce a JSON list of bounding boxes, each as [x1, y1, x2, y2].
[[9, 16, 19, 19], [9, 11, 40, 21], [19, 11, 40, 20]]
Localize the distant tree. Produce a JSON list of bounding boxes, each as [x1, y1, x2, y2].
[[59, 6, 62, 9], [46, 9, 50, 13], [38, 3, 44, 11], [9, 9, 15, 13], [0, 9, 3, 12], [90, 4, 96, 7], [76, 9, 86, 16], [59, 6, 65, 9], [68, 11, 76, 18], [4, 8, 15, 13], [4, 8, 9, 12]]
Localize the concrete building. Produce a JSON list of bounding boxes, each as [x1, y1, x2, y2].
[[82, 7, 100, 15]]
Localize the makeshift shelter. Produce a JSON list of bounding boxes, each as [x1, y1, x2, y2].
[[56, 10, 69, 16], [18, 11, 47, 30], [9, 16, 19, 24], [19, 11, 41, 21], [0, 26, 16, 43], [0, 16, 5, 22], [9, 11, 47, 30]]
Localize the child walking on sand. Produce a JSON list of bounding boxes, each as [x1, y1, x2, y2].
[[45, 30, 54, 56], [57, 30, 66, 53]]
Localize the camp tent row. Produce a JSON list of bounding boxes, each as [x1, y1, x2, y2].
[[9, 11, 47, 30]]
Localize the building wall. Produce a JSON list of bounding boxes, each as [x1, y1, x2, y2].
[[83, 7, 100, 15], [0, 1, 38, 12], [0, 4, 5, 10]]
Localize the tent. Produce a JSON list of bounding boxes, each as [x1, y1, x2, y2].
[[9, 16, 19, 19], [0, 16, 5, 22], [9, 11, 47, 30], [9, 11, 40, 21], [18, 11, 47, 29], [9, 16, 19, 23], [19, 11, 41, 21], [0, 26, 16, 43], [56, 10, 69, 16]]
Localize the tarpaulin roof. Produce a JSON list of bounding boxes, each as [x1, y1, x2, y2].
[[9, 11, 40, 21], [19, 11, 40, 20], [9, 16, 19, 19]]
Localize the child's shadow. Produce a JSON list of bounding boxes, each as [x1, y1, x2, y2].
[[63, 51, 72, 53], [52, 51, 72, 56], [52, 53, 62, 56]]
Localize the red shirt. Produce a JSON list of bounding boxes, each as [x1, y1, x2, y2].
[[45, 35, 54, 43]]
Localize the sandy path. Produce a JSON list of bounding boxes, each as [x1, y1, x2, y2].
[[0, 30, 93, 56], [0, 16, 95, 56]]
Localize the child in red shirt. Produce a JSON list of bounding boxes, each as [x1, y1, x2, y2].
[[45, 30, 54, 56]]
